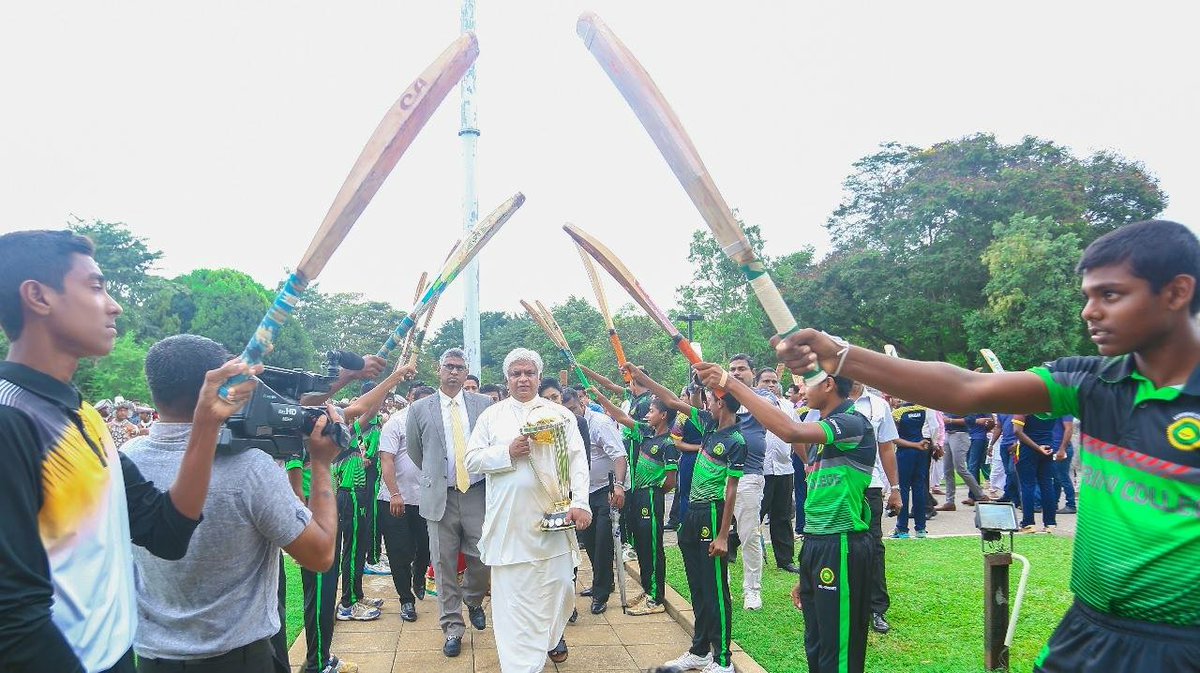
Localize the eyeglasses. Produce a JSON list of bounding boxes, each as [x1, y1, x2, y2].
[[441, 363, 467, 373]]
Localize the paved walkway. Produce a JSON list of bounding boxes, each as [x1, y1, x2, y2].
[[288, 552, 766, 673]]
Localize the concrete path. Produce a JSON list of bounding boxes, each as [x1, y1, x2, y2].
[[288, 552, 767, 673]]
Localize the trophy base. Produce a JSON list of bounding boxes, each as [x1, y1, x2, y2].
[[540, 505, 576, 532]]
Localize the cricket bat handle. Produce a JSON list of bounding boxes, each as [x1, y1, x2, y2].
[[220, 272, 309, 400], [746, 272, 827, 386], [378, 314, 417, 359], [609, 330, 632, 384]]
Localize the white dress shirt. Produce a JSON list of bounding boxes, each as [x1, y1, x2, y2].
[[583, 408, 628, 493], [465, 396, 591, 567], [378, 408, 419, 503], [762, 394, 797, 476], [854, 392, 900, 490], [439, 389, 482, 487]]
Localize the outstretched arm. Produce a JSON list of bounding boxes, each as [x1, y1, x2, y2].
[[694, 363, 827, 444], [579, 363, 626, 396], [343, 362, 416, 425], [623, 363, 694, 416], [590, 388, 636, 429]]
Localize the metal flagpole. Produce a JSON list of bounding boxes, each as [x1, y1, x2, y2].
[[460, 0, 482, 374]]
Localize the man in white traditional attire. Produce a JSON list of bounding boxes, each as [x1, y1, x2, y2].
[[465, 348, 592, 672]]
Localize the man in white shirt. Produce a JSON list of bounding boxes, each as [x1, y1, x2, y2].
[[465, 348, 591, 672], [561, 387, 629, 615], [851, 383, 902, 635], [378, 385, 435, 624]]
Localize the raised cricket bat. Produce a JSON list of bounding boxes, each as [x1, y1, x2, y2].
[[223, 33, 478, 396], [378, 193, 524, 359], [574, 237, 631, 383], [980, 348, 1005, 373], [564, 224, 706, 370], [576, 12, 825, 385], [520, 299, 594, 392]]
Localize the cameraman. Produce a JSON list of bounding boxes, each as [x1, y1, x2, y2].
[[124, 335, 342, 673]]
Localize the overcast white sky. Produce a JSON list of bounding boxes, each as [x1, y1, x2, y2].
[[2, 2, 1197, 334]]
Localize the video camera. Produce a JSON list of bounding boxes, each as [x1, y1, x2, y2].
[[217, 350, 363, 460]]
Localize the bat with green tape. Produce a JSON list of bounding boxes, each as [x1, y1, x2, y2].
[[576, 11, 824, 385], [980, 348, 1005, 373], [378, 193, 524, 359]]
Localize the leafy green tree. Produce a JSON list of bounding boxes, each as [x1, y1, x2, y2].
[[75, 332, 152, 403], [966, 215, 1085, 370], [294, 286, 407, 362]]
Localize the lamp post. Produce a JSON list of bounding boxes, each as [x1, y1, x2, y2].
[[975, 501, 1028, 672], [675, 312, 704, 342]]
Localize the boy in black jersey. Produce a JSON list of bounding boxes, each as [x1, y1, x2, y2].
[[592, 390, 678, 615], [775, 220, 1200, 672], [618, 364, 742, 673]]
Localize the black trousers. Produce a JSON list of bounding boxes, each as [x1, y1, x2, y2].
[[630, 486, 666, 603], [679, 501, 734, 669], [136, 638, 280, 673], [865, 487, 890, 615], [1035, 599, 1200, 673], [300, 558, 339, 673], [379, 500, 429, 603], [337, 487, 370, 607], [799, 532, 873, 673], [99, 650, 136, 673], [364, 464, 382, 564], [578, 487, 615, 601], [270, 554, 289, 668], [761, 473, 795, 568]]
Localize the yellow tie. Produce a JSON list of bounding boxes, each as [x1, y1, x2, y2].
[[450, 398, 470, 493]]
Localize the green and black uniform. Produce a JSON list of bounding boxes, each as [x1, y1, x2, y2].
[[679, 408, 745, 669], [799, 400, 877, 673], [620, 391, 654, 546], [628, 421, 679, 603], [1031, 356, 1200, 673], [285, 456, 341, 673], [356, 416, 384, 565], [334, 439, 369, 609]]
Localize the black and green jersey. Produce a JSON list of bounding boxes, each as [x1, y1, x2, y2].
[[334, 450, 365, 491], [355, 416, 382, 460], [628, 421, 679, 490], [1032, 355, 1200, 626], [687, 408, 747, 504], [622, 391, 656, 469], [804, 401, 876, 534]]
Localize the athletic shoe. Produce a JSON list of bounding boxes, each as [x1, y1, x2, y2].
[[628, 598, 666, 615], [890, 531, 909, 539], [1057, 506, 1077, 514], [363, 562, 390, 575], [1018, 525, 1039, 534], [626, 592, 647, 608], [321, 655, 358, 673], [915, 530, 928, 539], [701, 662, 736, 673], [742, 589, 762, 611], [361, 596, 384, 609], [337, 602, 381, 621], [1043, 525, 1056, 534], [663, 651, 713, 671], [622, 544, 638, 563]]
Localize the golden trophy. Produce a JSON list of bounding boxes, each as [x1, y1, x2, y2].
[[522, 410, 575, 532]]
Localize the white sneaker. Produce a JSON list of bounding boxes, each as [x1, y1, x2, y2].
[[663, 651, 713, 671], [743, 589, 762, 611], [622, 544, 638, 563], [701, 662, 735, 673]]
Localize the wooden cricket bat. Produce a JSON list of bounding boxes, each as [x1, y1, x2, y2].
[[576, 12, 825, 385], [980, 348, 1005, 373], [520, 299, 594, 392], [564, 223, 705, 369], [378, 193, 525, 359], [573, 237, 631, 383], [223, 32, 478, 397]]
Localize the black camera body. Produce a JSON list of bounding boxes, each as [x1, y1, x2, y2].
[[217, 351, 359, 460]]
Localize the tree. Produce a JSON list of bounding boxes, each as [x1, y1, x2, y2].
[[75, 332, 152, 403], [294, 287, 408, 361], [965, 215, 1085, 370]]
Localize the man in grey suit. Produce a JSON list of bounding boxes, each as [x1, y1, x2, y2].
[[407, 347, 494, 658]]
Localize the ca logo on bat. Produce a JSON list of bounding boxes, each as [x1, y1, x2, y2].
[[400, 79, 428, 110]]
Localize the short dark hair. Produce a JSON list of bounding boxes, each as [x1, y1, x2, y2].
[[561, 387, 580, 405], [650, 396, 677, 429], [144, 334, 230, 416], [538, 378, 562, 395], [730, 353, 754, 369], [755, 367, 778, 383], [411, 385, 436, 400], [0, 230, 95, 339], [832, 375, 855, 399], [479, 384, 501, 396], [787, 384, 801, 395], [720, 392, 741, 415], [1078, 220, 1200, 314], [465, 374, 480, 384]]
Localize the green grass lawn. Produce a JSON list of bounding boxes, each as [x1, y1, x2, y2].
[[284, 556, 304, 647], [666, 535, 1074, 673]]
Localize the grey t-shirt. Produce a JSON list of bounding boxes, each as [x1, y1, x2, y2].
[[124, 423, 312, 660]]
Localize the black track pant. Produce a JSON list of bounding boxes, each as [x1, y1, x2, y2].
[[630, 486, 666, 603], [799, 531, 872, 673], [761, 473, 795, 568], [379, 501, 429, 603], [364, 464, 382, 564], [1035, 599, 1200, 673], [338, 487, 370, 607], [679, 500, 734, 668], [270, 554, 289, 668], [864, 487, 889, 615], [137, 638, 281, 673], [578, 487, 615, 601], [301, 559, 339, 673]]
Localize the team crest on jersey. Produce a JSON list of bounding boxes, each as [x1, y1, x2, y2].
[[1167, 413, 1200, 451], [641, 507, 650, 517], [700, 526, 711, 539], [651, 446, 659, 455], [713, 443, 725, 456], [819, 567, 835, 585]]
